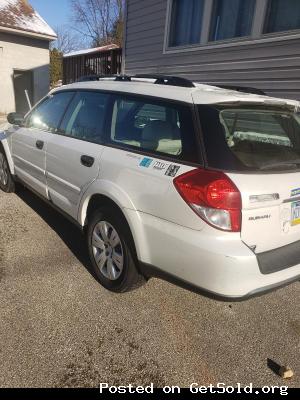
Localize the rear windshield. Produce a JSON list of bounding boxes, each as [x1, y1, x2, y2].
[[198, 105, 300, 172]]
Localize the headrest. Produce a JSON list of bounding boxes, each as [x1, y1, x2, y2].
[[142, 120, 174, 140], [141, 120, 180, 150]]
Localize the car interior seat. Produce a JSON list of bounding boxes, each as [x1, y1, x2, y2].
[[141, 120, 182, 155]]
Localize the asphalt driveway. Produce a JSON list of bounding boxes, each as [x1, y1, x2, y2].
[[0, 188, 299, 388]]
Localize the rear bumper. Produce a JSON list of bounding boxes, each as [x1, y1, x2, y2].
[[127, 210, 300, 300], [257, 239, 300, 274], [140, 262, 300, 301]]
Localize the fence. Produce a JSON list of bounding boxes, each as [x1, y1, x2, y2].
[[63, 48, 123, 85]]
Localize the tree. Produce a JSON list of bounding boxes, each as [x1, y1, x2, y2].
[[50, 48, 63, 87], [110, 0, 124, 47], [70, 0, 124, 47], [51, 25, 83, 54], [50, 25, 87, 87], [109, 5, 124, 47]]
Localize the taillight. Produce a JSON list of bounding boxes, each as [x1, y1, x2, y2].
[[174, 169, 242, 232]]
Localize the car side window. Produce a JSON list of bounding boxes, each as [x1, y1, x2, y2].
[[134, 104, 167, 129], [59, 91, 110, 143], [26, 92, 74, 132], [109, 96, 198, 161]]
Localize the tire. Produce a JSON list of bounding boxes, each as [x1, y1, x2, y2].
[[0, 148, 15, 193], [87, 206, 145, 293]]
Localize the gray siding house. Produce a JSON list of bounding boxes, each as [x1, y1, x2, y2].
[[124, 0, 300, 100], [0, 0, 56, 116]]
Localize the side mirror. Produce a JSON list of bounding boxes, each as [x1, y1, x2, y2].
[[7, 112, 24, 126]]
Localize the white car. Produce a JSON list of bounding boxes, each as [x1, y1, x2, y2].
[[1, 75, 300, 301]]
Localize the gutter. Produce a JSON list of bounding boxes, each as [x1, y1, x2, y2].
[[0, 26, 57, 41]]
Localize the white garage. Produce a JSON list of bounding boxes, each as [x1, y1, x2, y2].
[[0, 0, 56, 116]]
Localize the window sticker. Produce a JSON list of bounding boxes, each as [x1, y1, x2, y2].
[[165, 165, 180, 177], [139, 157, 153, 168], [153, 161, 168, 171]]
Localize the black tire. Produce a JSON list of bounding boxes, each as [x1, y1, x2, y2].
[[0, 147, 15, 193], [87, 206, 145, 293]]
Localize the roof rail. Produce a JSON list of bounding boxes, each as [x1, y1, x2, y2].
[[115, 75, 132, 82], [76, 74, 265, 95], [77, 74, 131, 83], [77, 73, 196, 88], [216, 85, 266, 96], [76, 75, 100, 82], [77, 74, 106, 82], [134, 74, 196, 88]]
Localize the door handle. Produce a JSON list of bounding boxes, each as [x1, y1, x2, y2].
[[81, 155, 95, 168], [36, 140, 44, 150]]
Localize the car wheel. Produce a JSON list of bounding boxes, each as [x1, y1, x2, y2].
[[0, 149, 15, 193], [87, 207, 145, 292]]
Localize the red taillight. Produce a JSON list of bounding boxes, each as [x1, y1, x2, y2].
[[174, 169, 242, 232]]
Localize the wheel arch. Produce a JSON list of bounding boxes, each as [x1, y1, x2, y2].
[[84, 193, 145, 266], [0, 137, 14, 175], [85, 194, 127, 226], [78, 180, 150, 263]]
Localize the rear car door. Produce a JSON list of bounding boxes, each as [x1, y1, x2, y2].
[[11, 91, 74, 197], [45, 91, 110, 219], [99, 94, 202, 228]]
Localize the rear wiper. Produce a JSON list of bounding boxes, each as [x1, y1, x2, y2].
[[260, 160, 300, 170]]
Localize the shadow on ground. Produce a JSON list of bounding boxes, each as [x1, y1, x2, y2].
[[16, 188, 94, 277]]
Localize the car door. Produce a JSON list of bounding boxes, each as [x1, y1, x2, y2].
[[11, 91, 74, 197], [100, 94, 201, 228], [45, 90, 110, 219]]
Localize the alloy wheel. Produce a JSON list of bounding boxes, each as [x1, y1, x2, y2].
[[91, 221, 124, 281]]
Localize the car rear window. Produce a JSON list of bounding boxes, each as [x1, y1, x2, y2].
[[198, 105, 300, 171]]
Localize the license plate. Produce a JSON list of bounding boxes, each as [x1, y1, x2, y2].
[[291, 201, 300, 226]]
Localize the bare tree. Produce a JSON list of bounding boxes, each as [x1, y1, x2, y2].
[[51, 25, 84, 54], [70, 0, 124, 47]]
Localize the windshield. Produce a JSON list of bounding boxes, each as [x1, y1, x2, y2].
[[198, 105, 300, 172]]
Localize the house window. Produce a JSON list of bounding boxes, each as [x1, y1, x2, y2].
[[209, 0, 256, 41], [264, 0, 300, 34], [166, 0, 300, 51], [169, 0, 205, 47]]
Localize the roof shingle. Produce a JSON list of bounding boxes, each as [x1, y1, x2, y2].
[[0, 0, 56, 39]]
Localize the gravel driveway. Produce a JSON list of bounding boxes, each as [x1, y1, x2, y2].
[[0, 188, 299, 388]]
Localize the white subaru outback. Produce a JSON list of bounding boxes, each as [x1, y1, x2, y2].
[[1, 75, 300, 301]]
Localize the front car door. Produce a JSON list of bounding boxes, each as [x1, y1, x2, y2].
[[11, 91, 74, 197], [45, 90, 110, 219]]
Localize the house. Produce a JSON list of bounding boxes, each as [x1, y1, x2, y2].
[[123, 0, 300, 100], [0, 0, 56, 115]]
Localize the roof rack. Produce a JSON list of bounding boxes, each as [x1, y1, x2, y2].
[[76, 73, 196, 88], [76, 74, 265, 95], [77, 74, 106, 82], [216, 85, 266, 96], [115, 75, 132, 82], [134, 74, 196, 88], [77, 74, 132, 83]]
